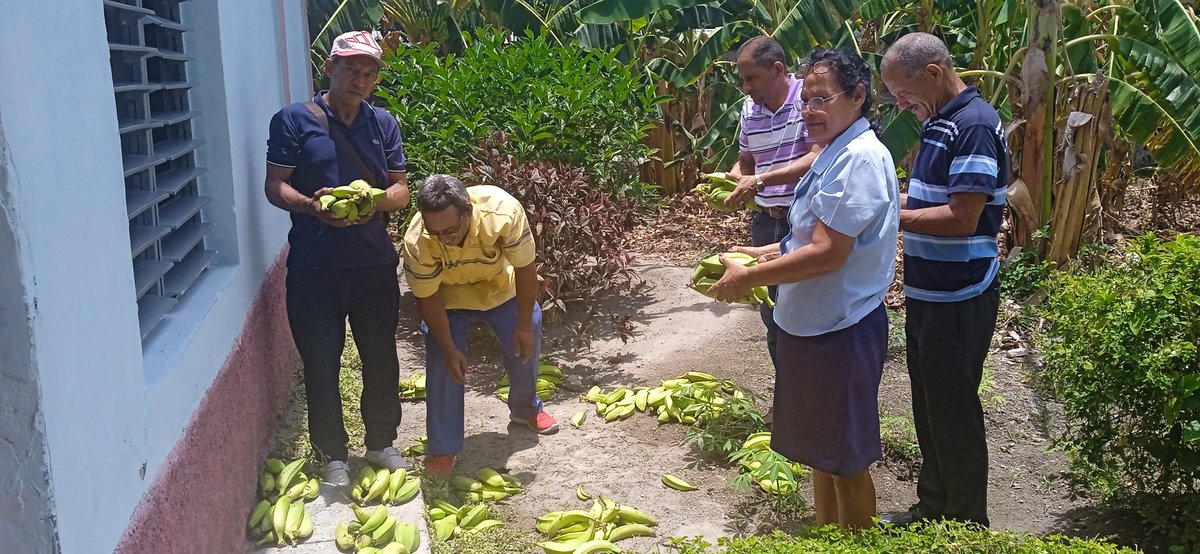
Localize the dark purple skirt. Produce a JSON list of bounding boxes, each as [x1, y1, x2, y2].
[[770, 303, 887, 477]]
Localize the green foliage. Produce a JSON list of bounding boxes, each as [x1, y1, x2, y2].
[[672, 521, 1141, 553], [375, 29, 662, 200], [1000, 246, 1052, 302], [683, 385, 767, 456], [1039, 233, 1200, 549]]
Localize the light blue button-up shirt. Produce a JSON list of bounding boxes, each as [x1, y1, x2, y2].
[[774, 118, 900, 337]]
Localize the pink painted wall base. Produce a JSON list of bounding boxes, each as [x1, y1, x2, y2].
[[115, 250, 300, 554]]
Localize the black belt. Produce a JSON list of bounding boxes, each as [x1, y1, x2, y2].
[[756, 205, 789, 219]]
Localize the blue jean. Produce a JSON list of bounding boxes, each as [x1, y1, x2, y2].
[[421, 297, 544, 456], [751, 210, 791, 368]]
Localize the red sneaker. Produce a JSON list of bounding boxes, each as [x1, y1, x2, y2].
[[424, 454, 455, 478], [511, 410, 559, 434]]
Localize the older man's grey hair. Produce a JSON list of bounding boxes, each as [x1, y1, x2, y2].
[[417, 174, 471, 213], [883, 32, 954, 74]]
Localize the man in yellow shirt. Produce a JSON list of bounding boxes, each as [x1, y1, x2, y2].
[[403, 175, 558, 477]]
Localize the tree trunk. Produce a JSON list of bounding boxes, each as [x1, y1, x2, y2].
[[1020, 0, 1060, 250], [1047, 78, 1108, 265]]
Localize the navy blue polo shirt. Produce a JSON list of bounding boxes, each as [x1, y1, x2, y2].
[[266, 92, 406, 269], [903, 87, 1008, 302]]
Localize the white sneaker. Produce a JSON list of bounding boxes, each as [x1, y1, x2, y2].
[[364, 446, 410, 471], [324, 460, 350, 487]]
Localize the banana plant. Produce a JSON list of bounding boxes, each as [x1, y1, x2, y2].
[[308, 0, 386, 73]]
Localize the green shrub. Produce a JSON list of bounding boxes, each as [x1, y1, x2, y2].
[[1001, 245, 1052, 301], [673, 521, 1140, 553], [1039, 233, 1200, 549], [375, 29, 663, 201]]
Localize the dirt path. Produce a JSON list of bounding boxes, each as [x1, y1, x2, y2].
[[392, 256, 1139, 551]]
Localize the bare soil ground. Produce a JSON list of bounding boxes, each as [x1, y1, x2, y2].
[[385, 196, 1156, 552]]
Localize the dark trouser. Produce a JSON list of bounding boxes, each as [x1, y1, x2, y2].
[[750, 210, 790, 367], [904, 279, 999, 527], [286, 264, 402, 462]]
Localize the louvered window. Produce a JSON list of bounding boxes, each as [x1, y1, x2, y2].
[[104, 0, 216, 339]]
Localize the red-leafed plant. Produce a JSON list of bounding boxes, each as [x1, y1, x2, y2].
[[465, 133, 642, 321]]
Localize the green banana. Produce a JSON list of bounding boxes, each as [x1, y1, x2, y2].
[[379, 543, 407, 554], [371, 514, 397, 545], [451, 475, 483, 492], [394, 521, 420, 552], [614, 505, 657, 526], [284, 478, 307, 499], [583, 386, 604, 403], [302, 476, 320, 500], [258, 471, 275, 497], [330, 185, 361, 199], [265, 458, 286, 475], [247, 499, 271, 530], [335, 521, 355, 550], [431, 499, 459, 513], [329, 199, 352, 218], [347, 179, 371, 192], [683, 371, 718, 382], [370, 188, 388, 203], [276, 459, 306, 494], [283, 499, 305, 543], [365, 468, 391, 503], [357, 547, 382, 554], [295, 510, 313, 541], [571, 539, 621, 554], [392, 477, 420, 505], [433, 514, 457, 540], [458, 503, 489, 529], [570, 410, 587, 428], [360, 505, 389, 535], [606, 522, 655, 542], [662, 473, 698, 491], [633, 388, 649, 411], [271, 495, 291, 544], [575, 483, 591, 501], [387, 469, 408, 500], [359, 467, 377, 490], [477, 467, 507, 488], [466, 519, 504, 534]]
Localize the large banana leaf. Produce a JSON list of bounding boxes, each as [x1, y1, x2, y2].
[[576, 0, 715, 24], [1111, 37, 1200, 181], [1062, 3, 1100, 75], [760, 0, 856, 59], [879, 107, 921, 164], [309, 0, 386, 69], [1110, 77, 1200, 182], [648, 21, 752, 87], [1143, 0, 1200, 79]]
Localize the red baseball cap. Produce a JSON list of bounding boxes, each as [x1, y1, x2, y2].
[[330, 30, 383, 65]]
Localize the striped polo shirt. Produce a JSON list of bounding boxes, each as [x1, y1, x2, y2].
[[738, 75, 809, 208], [903, 87, 1008, 302]]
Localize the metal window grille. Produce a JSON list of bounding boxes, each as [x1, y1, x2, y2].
[[104, 0, 215, 339]]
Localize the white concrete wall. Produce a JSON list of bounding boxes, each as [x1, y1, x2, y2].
[[0, 0, 308, 552]]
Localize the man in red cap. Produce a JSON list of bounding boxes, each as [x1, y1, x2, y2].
[[264, 30, 411, 487]]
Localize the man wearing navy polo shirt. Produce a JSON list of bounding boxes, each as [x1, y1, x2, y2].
[[880, 33, 1007, 527], [264, 30, 411, 486]]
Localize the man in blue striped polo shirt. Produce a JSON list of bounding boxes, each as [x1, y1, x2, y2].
[[880, 32, 1007, 528], [724, 36, 822, 383]]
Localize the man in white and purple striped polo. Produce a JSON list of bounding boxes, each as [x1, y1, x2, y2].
[[724, 36, 822, 393]]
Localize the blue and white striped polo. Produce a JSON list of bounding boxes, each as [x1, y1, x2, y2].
[[903, 87, 1008, 302], [738, 75, 809, 208]]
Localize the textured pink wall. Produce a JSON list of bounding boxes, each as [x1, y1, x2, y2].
[[115, 250, 299, 554]]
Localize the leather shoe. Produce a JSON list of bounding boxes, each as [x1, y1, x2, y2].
[[879, 504, 936, 527]]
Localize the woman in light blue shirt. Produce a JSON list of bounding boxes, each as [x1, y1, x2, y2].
[[711, 47, 900, 530]]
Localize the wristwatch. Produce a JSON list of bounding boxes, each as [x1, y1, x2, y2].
[[754, 175, 765, 192]]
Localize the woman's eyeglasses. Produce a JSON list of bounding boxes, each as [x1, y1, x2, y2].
[[802, 90, 847, 112]]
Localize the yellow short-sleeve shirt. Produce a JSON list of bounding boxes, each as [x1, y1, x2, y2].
[[403, 185, 536, 311]]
